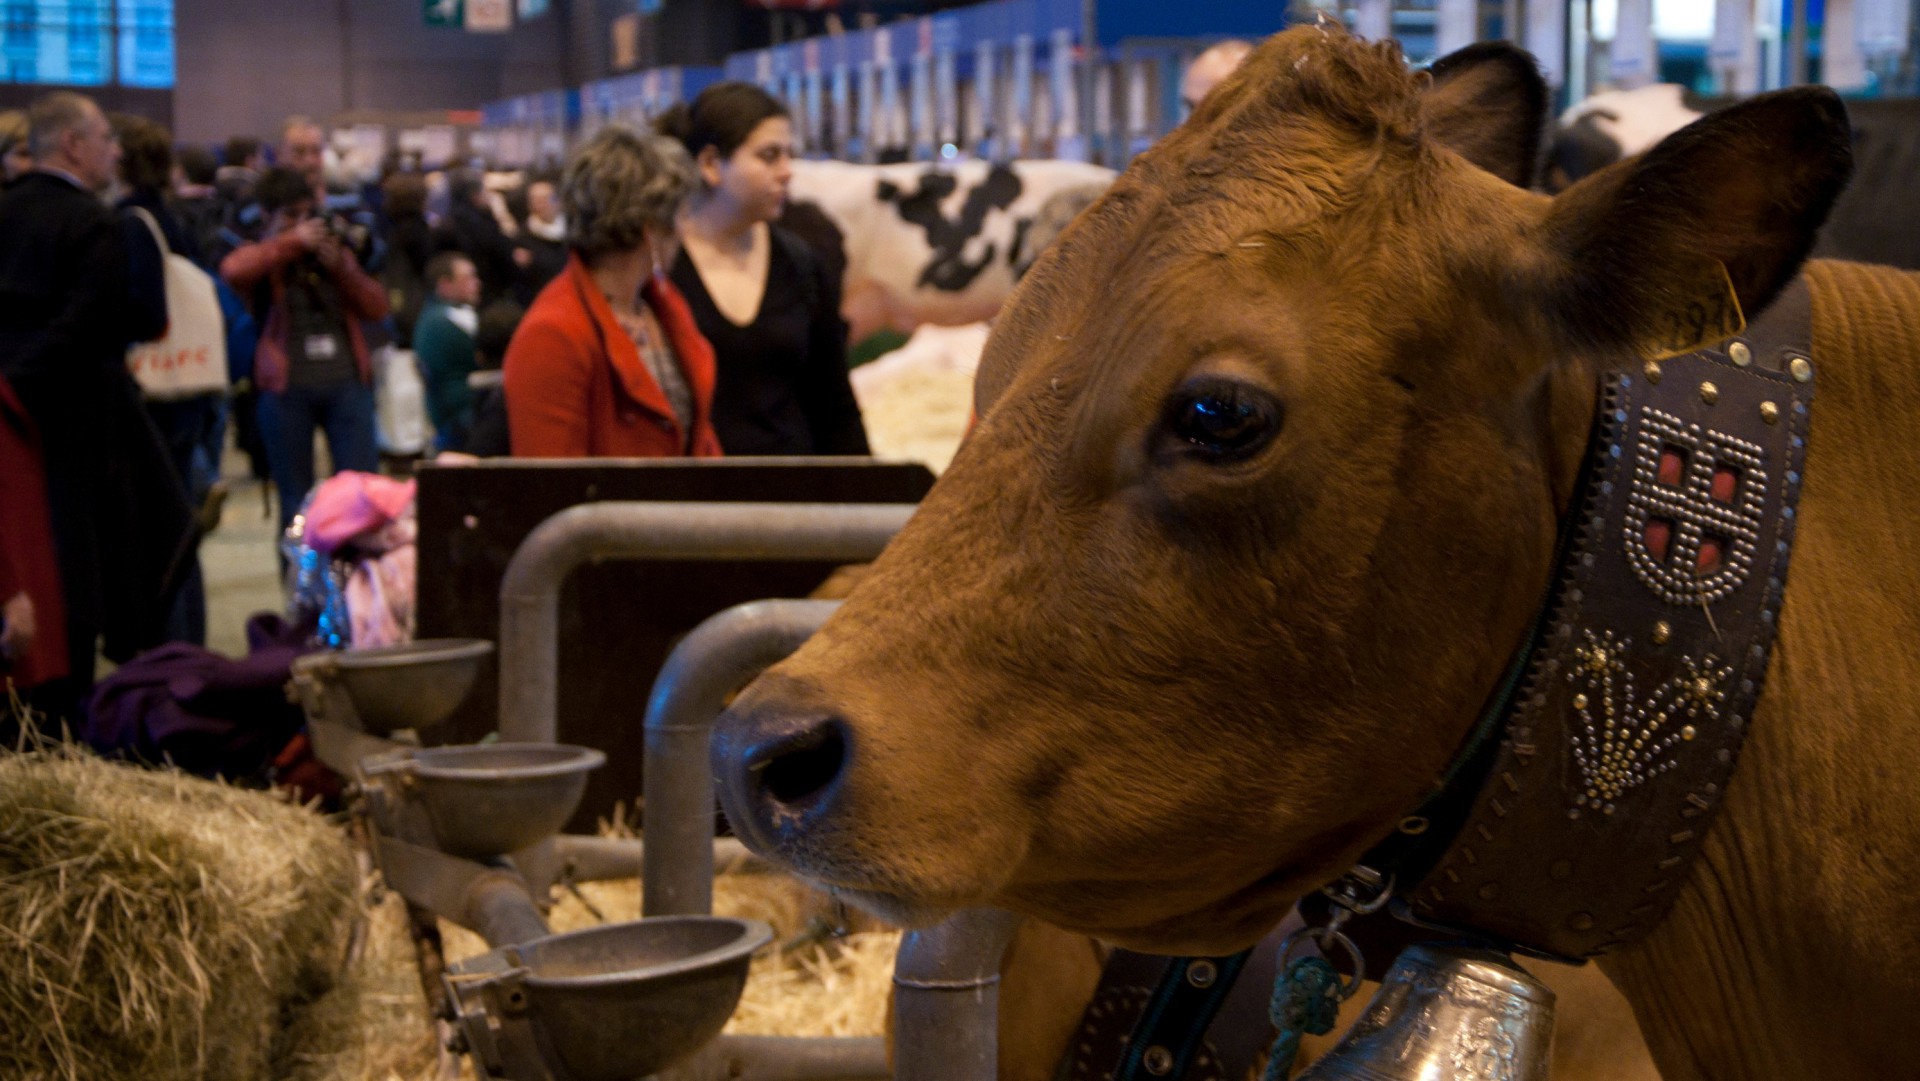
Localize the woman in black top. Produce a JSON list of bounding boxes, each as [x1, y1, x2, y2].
[[658, 83, 869, 456]]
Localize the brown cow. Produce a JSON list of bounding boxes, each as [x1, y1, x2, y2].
[[714, 27, 1917, 1080]]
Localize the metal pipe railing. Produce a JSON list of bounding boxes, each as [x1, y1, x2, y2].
[[667, 1035, 890, 1081], [892, 908, 1022, 1081], [642, 599, 842, 918], [497, 501, 916, 745], [547, 834, 759, 885], [637, 600, 1019, 1081], [493, 501, 1017, 1080]]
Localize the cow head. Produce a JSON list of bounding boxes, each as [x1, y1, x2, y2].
[[712, 29, 1852, 954]]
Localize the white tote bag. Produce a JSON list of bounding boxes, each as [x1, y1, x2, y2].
[[372, 345, 432, 456], [125, 207, 229, 399]]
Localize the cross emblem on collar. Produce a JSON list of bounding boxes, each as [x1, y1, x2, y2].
[[1622, 407, 1769, 608]]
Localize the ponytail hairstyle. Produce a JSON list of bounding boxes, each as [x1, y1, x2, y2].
[[654, 82, 790, 167]]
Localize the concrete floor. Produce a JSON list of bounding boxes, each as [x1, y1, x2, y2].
[[199, 466, 286, 659]]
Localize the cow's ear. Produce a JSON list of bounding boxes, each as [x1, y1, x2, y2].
[[1421, 42, 1549, 187], [1527, 87, 1851, 357]]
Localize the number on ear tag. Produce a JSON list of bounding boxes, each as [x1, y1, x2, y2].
[[1643, 260, 1747, 360]]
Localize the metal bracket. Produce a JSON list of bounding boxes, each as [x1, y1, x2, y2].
[[445, 947, 549, 1080]]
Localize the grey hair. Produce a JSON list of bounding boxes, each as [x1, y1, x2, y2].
[[561, 125, 695, 262], [280, 115, 320, 142], [27, 91, 98, 160], [0, 110, 26, 155]]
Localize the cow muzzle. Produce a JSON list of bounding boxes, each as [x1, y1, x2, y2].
[[711, 698, 853, 862]]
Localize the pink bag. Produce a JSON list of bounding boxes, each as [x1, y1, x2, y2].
[[303, 472, 416, 554]]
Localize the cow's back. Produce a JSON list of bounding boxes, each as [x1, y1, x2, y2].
[[788, 159, 1115, 337], [1601, 259, 1920, 1077], [1792, 258, 1920, 727]]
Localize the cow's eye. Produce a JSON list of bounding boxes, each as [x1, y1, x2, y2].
[[1163, 379, 1281, 462]]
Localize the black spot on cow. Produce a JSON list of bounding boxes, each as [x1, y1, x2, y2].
[[876, 164, 1025, 292], [1008, 218, 1034, 273], [1547, 108, 1622, 192]]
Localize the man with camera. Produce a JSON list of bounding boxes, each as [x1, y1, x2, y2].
[[279, 115, 383, 271], [220, 166, 390, 533]]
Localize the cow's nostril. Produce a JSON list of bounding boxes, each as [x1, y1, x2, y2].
[[753, 720, 848, 807]]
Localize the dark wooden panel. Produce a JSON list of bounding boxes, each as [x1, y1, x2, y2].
[[414, 458, 935, 832], [0, 85, 172, 129]]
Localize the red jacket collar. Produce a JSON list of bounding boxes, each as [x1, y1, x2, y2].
[[565, 254, 716, 427]]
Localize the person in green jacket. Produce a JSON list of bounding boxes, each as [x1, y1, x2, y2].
[[413, 252, 482, 452]]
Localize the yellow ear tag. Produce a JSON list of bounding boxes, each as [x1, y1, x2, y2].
[[1642, 260, 1747, 360]]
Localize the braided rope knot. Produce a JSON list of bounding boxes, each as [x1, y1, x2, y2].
[[1259, 955, 1342, 1081]]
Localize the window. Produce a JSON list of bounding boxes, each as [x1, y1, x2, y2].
[[117, 0, 172, 87], [0, 1, 172, 87]]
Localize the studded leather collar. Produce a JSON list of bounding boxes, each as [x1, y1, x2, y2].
[[1363, 278, 1816, 961]]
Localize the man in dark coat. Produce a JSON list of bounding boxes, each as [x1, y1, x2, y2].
[[0, 90, 185, 722], [433, 166, 525, 307]]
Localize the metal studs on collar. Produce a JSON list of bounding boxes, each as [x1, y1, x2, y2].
[[1568, 629, 1730, 816], [1624, 407, 1767, 607], [1789, 356, 1814, 383], [1699, 382, 1719, 405], [1652, 620, 1672, 645], [1142, 1046, 1175, 1076], [1728, 342, 1752, 367], [1760, 401, 1780, 425], [1643, 360, 1663, 384], [1185, 960, 1218, 988]]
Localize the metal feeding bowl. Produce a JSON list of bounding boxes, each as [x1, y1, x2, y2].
[[522, 917, 773, 1081], [377, 743, 606, 859], [325, 638, 494, 734], [446, 917, 774, 1081]]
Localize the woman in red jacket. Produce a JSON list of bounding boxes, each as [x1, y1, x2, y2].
[[504, 127, 722, 458]]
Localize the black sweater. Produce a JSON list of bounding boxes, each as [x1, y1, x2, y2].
[[669, 225, 869, 457]]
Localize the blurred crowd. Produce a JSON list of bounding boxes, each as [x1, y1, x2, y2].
[[0, 82, 871, 749]]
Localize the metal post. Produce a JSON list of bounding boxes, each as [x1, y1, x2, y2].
[[666, 1035, 890, 1081], [496, 501, 916, 746], [892, 908, 1022, 1081], [642, 599, 841, 918]]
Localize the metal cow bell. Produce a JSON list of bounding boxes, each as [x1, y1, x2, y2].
[[1295, 944, 1555, 1081]]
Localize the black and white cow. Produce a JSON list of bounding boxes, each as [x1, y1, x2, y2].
[[1546, 83, 1701, 191], [1547, 90, 1920, 270], [785, 159, 1116, 341]]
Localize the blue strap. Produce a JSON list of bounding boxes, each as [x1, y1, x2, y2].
[[1112, 950, 1251, 1081]]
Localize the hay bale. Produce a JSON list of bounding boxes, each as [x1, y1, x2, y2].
[[0, 745, 362, 1081], [280, 887, 446, 1081]]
